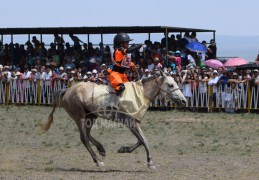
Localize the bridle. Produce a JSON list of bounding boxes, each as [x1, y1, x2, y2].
[[159, 86, 179, 95], [155, 76, 179, 97]]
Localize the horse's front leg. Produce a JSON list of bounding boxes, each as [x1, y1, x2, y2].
[[132, 122, 156, 170], [85, 117, 106, 157], [118, 140, 142, 153]]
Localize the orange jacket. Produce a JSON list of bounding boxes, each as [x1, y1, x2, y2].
[[114, 49, 135, 69]]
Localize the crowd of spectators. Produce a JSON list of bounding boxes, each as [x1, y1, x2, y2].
[[0, 32, 259, 113], [0, 32, 217, 79]]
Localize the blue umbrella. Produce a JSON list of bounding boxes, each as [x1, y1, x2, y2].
[[186, 42, 207, 53]]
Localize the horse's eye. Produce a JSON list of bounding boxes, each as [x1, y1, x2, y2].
[[169, 84, 174, 88]]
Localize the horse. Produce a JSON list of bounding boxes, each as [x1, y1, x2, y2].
[[40, 71, 187, 170]]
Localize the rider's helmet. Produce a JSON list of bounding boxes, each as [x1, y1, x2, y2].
[[113, 33, 133, 48]]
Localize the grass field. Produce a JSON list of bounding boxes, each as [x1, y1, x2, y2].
[[1, 105, 259, 179]]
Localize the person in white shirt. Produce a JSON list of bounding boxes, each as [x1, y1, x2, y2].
[[147, 59, 154, 72], [208, 70, 220, 107], [141, 69, 151, 80], [3, 66, 11, 79], [153, 57, 163, 71], [186, 52, 196, 69], [43, 65, 52, 104], [21, 67, 31, 103], [43, 66, 52, 82]]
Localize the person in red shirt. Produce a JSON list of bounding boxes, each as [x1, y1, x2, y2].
[[109, 33, 142, 96]]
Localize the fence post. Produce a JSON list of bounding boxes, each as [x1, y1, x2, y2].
[[247, 82, 251, 113], [5, 82, 9, 105], [37, 80, 41, 106], [209, 85, 213, 112]]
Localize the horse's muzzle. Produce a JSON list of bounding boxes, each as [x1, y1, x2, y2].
[[176, 99, 187, 107]]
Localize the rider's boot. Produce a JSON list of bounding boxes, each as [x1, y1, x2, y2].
[[114, 84, 125, 96]]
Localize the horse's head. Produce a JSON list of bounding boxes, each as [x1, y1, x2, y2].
[[158, 70, 187, 107], [141, 70, 187, 107]]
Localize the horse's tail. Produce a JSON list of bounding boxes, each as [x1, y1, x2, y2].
[[40, 89, 67, 133]]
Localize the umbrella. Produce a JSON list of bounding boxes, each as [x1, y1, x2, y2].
[[186, 42, 207, 53], [236, 63, 259, 70], [204, 59, 224, 69], [224, 58, 248, 67]]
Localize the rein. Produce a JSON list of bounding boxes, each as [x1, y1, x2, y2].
[[155, 76, 179, 97]]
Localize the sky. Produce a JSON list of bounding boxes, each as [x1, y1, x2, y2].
[[1, 0, 259, 36], [0, 0, 259, 60]]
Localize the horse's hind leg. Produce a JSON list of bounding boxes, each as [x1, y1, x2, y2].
[[85, 116, 106, 157], [78, 119, 105, 167]]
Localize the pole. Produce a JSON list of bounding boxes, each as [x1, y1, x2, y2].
[[165, 28, 169, 66]]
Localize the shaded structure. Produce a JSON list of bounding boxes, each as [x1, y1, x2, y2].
[[0, 26, 215, 43], [0, 26, 216, 66]]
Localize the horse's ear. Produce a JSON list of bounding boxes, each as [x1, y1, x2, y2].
[[159, 70, 166, 80], [160, 70, 164, 76], [155, 71, 160, 77]]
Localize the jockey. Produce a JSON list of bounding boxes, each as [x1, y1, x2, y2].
[[109, 33, 142, 96]]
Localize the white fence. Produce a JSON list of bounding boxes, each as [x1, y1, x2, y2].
[[0, 79, 258, 111]]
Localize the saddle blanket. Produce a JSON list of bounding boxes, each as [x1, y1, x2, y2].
[[93, 81, 150, 121]]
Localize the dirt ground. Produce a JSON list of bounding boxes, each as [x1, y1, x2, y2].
[[1, 105, 259, 180]]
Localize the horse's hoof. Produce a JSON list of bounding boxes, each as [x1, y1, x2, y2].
[[148, 161, 156, 170], [118, 146, 125, 153], [97, 161, 105, 167], [99, 151, 106, 157]]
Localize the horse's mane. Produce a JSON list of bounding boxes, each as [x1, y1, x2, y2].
[[141, 75, 157, 84]]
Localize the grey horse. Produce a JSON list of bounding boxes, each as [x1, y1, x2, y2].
[[40, 71, 187, 170]]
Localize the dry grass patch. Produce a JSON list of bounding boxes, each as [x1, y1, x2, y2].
[[0, 106, 259, 179]]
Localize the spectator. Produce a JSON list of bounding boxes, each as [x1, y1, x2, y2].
[[59, 67, 67, 80], [228, 72, 239, 84], [64, 42, 72, 55], [253, 69, 259, 85], [224, 85, 237, 113], [153, 57, 163, 71], [207, 39, 217, 59], [217, 70, 229, 107], [31, 36, 40, 46], [201, 41, 207, 60], [169, 34, 177, 51], [184, 32, 191, 43], [186, 51, 196, 69], [69, 34, 83, 50], [29, 68, 38, 82], [44, 64, 52, 81], [217, 67, 224, 78], [190, 32, 198, 42], [3, 66, 11, 78], [54, 34, 65, 50], [168, 54, 176, 73], [88, 69, 98, 82], [208, 70, 220, 108], [254, 54, 259, 65], [100, 64, 107, 74], [84, 71, 92, 81], [174, 51, 182, 69], [198, 72, 209, 106], [161, 32, 170, 48], [141, 69, 151, 79], [64, 56, 76, 70], [147, 58, 154, 72], [218, 70, 229, 91], [68, 70, 77, 83], [182, 73, 193, 108]]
